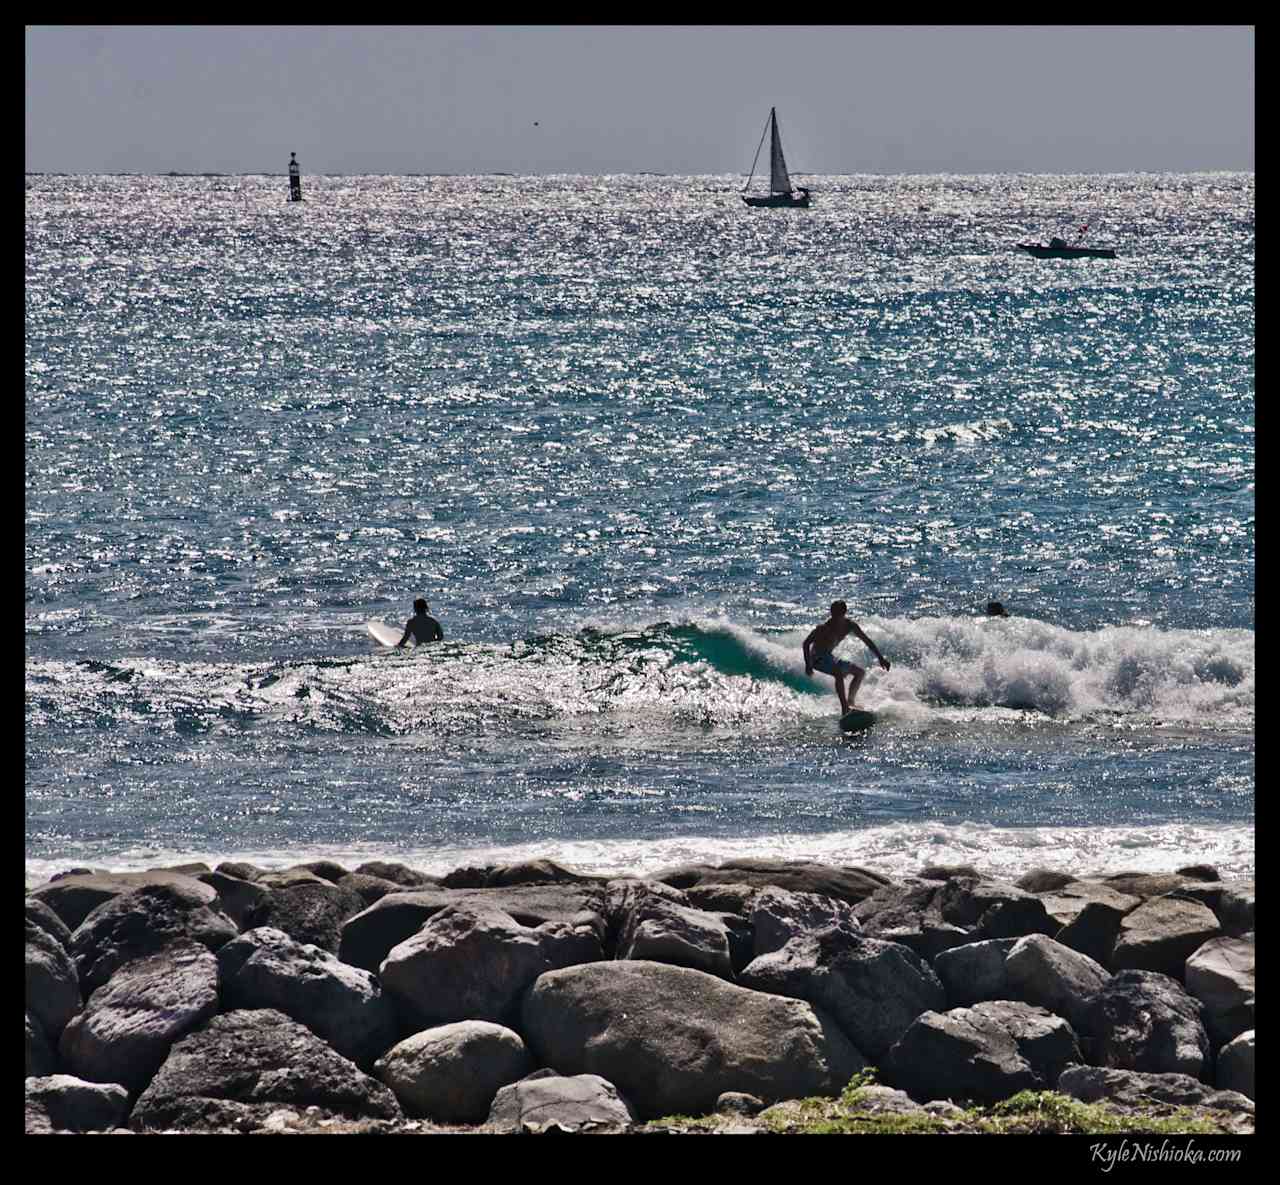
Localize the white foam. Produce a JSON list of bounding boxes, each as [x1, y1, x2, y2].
[[23, 820, 1254, 888]]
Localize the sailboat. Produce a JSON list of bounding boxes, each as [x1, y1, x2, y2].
[[742, 108, 811, 208]]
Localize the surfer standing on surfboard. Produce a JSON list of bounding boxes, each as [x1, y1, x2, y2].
[[397, 598, 444, 648], [803, 600, 890, 714]]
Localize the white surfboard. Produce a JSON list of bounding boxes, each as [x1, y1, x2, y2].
[[366, 620, 405, 648]]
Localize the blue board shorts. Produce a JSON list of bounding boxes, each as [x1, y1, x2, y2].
[[812, 652, 860, 677]]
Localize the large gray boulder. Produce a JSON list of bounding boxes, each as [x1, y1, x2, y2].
[[932, 939, 1018, 1007], [521, 960, 866, 1119], [439, 859, 607, 889], [196, 870, 272, 930], [616, 892, 733, 979], [25, 1075, 130, 1133], [336, 872, 407, 906], [851, 881, 970, 959], [374, 1021, 534, 1122], [1213, 881, 1254, 936], [1184, 936, 1254, 1046], [1110, 896, 1221, 978], [1033, 880, 1141, 929], [1079, 970, 1210, 1080], [26, 919, 82, 1040], [487, 1072, 636, 1133], [750, 886, 861, 958], [26, 897, 74, 949], [354, 860, 439, 887], [887, 1000, 1081, 1104], [1054, 901, 1128, 967], [1098, 871, 1197, 898], [1216, 1030, 1253, 1101], [740, 927, 945, 1060], [339, 883, 609, 974], [654, 859, 891, 907], [30, 870, 217, 932], [1004, 934, 1110, 1031], [250, 879, 368, 953], [380, 903, 603, 1029], [1058, 1065, 1253, 1115], [69, 882, 238, 993], [934, 877, 1057, 940], [27, 1011, 59, 1077], [130, 1009, 401, 1131], [59, 941, 219, 1094], [217, 927, 398, 1067]]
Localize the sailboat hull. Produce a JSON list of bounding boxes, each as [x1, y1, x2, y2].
[[743, 192, 810, 209]]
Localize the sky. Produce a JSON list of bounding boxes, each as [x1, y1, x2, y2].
[[26, 25, 1254, 175]]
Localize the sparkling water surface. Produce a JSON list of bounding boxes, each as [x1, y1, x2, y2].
[[25, 173, 1253, 882]]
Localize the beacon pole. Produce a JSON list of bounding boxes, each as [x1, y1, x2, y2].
[[288, 152, 302, 202]]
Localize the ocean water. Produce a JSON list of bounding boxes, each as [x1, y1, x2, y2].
[[25, 172, 1254, 885]]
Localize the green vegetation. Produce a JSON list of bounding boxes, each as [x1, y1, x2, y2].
[[644, 1077, 1233, 1136]]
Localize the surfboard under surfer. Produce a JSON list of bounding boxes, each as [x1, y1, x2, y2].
[[397, 598, 443, 647], [803, 600, 890, 714]]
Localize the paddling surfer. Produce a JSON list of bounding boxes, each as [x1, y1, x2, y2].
[[397, 598, 443, 647], [803, 600, 890, 714]]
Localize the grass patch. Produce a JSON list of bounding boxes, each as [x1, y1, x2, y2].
[[642, 1079, 1234, 1136]]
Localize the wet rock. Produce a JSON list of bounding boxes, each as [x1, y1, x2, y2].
[[1079, 970, 1210, 1080], [340, 883, 609, 974], [1058, 1064, 1252, 1114], [196, 870, 272, 930], [1110, 896, 1221, 978], [217, 927, 398, 1067], [26, 919, 82, 1040], [887, 1001, 1081, 1104], [935, 877, 1057, 940], [1185, 937, 1254, 1046], [654, 860, 891, 907], [59, 941, 219, 1093], [522, 960, 865, 1119], [380, 902, 603, 1029], [69, 882, 238, 993], [26, 897, 74, 949], [616, 892, 733, 979], [1004, 934, 1110, 1031], [852, 881, 970, 959], [932, 938, 1018, 1007], [750, 886, 861, 958], [129, 1009, 401, 1131], [487, 1072, 635, 1133], [1054, 901, 1128, 967], [31, 870, 218, 933], [290, 860, 351, 884], [336, 873, 407, 906], [715, 1091, 766, 1116], [25, 1074, 130, 1133], [251, 880, 368, 952], [1216, 1029, 1253, 1101], [374, 1021, 534, 1122], [1214, 881, 1254, 937], [27, 1011, 59, 1077], [440, 859, 607, 889], [1034, 880, 1142, 929], [741, 927, 945, 1060], [681, 882, 756, 917], [1014, 869, 1076, 893], [354, 861, 439, 888], [918, 864, 983, 882]]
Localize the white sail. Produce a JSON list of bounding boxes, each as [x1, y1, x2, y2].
[[768, 109, 793, 194]]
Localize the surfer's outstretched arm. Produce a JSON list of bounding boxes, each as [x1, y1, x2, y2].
[[396, 621, 413, 648], [802, 629, 817, 675], [850, 623, 891, 671]]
